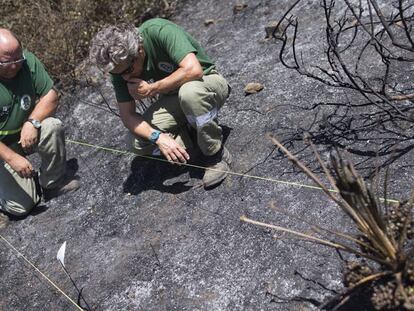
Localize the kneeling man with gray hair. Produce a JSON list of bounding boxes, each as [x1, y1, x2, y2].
[[89, 18, 231, 189]]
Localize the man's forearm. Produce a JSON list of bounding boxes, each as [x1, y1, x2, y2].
[[153, 67, 199, 94], [122, 112, 157, 141], [29, 89, 59, 121]]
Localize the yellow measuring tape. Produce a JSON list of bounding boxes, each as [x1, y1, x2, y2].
[[0, 234, 85, 311], [66, 138, 400, 204], [0, 137, 401, 308]]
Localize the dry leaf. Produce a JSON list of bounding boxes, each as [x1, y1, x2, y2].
[[244, 82, 264, 95], [395, 20, 404, 28]]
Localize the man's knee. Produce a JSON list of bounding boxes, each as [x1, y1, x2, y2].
[[40, 118, 64, 137], [178, 81, 204, 107], [0, 198, 36, 217], [178, 76, 229, 110]]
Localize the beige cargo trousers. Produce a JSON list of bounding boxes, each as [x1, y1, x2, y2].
[[0, 117, 66, 216], [132, 72, 230, 156]]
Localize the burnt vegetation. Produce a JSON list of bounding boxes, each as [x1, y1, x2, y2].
[[1, 0, 177, 86], [2, 1, 414, 310], [242, 1, 414, 309], [271, 0, 414, 176], [243, 135, 414, 310]]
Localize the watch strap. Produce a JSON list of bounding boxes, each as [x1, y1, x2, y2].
[[149, 130, 161, 144], [28, 118, 41, 129]]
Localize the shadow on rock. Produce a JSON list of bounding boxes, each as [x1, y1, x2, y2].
[[221, 124, 232, 145], [123, 125, 232, 195], [321, 286, 374, 311], [123, 157, 204, 195], [8, 204, 49, 222]]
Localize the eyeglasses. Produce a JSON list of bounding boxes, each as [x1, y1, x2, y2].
[[0, 54, 26, 67], [111, 57, 136, 75]]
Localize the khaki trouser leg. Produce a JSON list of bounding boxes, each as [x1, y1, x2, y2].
[[178, 73, 230, 156], [0, 158, 40, 216], [0, 117, 66, 216], [37, 117, 66, 189], [131, 95, 194, 155]]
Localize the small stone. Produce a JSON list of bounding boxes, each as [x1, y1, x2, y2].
[[127, 290, 135, 299], [396, 20, 404, 28], [265, 21, 279, 38], [265, 21, 287, 39], [244, 82, 264, 95]]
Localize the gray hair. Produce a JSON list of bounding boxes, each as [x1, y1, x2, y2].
[[89, 23, 143, 73]]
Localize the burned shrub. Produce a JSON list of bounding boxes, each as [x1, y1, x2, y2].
[[1, 0, 177, 86]]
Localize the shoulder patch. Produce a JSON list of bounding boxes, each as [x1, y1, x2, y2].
[[158, 62, 174, 73]]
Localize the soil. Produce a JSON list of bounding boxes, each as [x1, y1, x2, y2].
[[1, 0, 413, 310]]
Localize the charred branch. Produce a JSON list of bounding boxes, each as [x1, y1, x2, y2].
[[272, 0, 414, 174]]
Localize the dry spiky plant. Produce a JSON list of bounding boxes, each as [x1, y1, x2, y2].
[[241, 134, 414, 310]]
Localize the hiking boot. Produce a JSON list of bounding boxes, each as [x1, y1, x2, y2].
[[202, 146, 232, 189], [0, 212, 9, 229], [43, 158, 80, 202]]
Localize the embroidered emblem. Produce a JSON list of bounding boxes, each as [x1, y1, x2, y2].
[[20, 95, 31, 111], [0, 105, 11, 117], [158, 62, 174, 73]]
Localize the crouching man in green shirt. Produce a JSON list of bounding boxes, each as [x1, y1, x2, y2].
[[0, 29, 80, 226], [89, 18, 232, 189]]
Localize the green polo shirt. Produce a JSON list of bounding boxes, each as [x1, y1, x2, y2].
[[111, 18, 215, 103], [0, 51, 53, 145]]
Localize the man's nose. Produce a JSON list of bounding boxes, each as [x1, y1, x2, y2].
[[9, 63, 22, 72]]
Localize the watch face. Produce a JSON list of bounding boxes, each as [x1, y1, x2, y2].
[[29, 119, 41, 128], [150, 130, 161, 143]]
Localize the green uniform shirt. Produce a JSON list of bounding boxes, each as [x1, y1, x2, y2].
[[0, 51, 53, 145], [111, 18, 215, 103]]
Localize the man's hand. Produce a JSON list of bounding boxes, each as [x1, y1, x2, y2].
[[19, 121, 39, 154], [156, 133, 190, 164], [127, 78, 158, 99], [8, 153, 34, 178]]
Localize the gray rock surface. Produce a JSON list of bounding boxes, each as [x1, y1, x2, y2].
[[1, 0, 413, 310]]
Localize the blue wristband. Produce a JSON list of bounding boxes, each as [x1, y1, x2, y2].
[[149, 130, 161, 144]]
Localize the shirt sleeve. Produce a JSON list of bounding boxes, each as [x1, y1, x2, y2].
[[30, 53, 53, 97], [111, 74, 134, 103], [156, 24, 198, 65]]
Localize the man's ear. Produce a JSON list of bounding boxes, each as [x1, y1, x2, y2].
[[138, 47, 145, 56]]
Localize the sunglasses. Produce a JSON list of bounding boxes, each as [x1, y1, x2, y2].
[[112, 57, 136, 75], [0, 54, 26, 67]]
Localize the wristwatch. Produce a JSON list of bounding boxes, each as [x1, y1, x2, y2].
[[27, 118, 41, 129], [149, 130, 161, 144]]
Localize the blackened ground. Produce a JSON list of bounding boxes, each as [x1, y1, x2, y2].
[[1, 1, 413, 310]]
